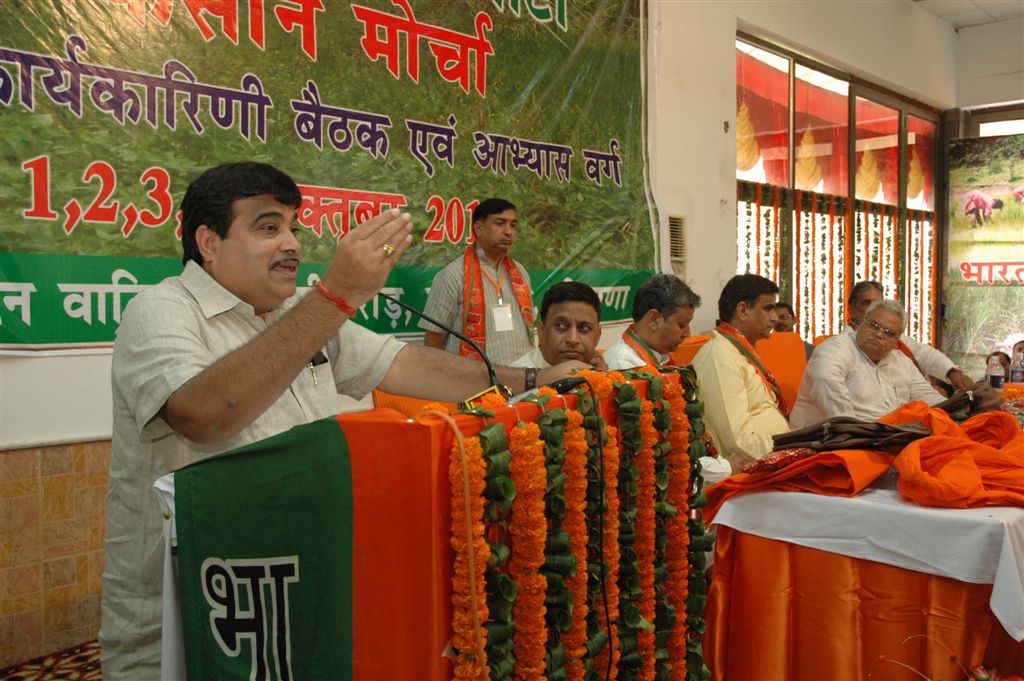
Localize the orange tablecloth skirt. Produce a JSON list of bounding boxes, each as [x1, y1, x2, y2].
[[704, 527, 1024, 680]]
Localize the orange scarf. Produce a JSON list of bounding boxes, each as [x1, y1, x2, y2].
[[716, 323, 788, 415], [459, 247, 533, 359], [622, 325, 665, 368], [895, 340, 928, 379]]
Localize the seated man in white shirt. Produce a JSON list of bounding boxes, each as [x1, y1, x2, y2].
[[692, 274, 790, 471], [846, 281, 972, 391], [510, 281, 607, 369], [790, 298, 945, 428], [603, 273, 701, 370]]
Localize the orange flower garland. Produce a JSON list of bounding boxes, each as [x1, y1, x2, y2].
[[507, 421, 549, 679], [561, 408, 590, 681], [575, 368, 627, 401], [477, 390, 509, 411], [593, 423, 621, 679], [447, 425, 491, 680], [635, 398, 658, 681], [536, 386, 559, 402], [662, 378, 691, 681], [1001, 384, 1024, 403]]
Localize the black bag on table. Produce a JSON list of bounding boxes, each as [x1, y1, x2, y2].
[[773, 416, 931, 453]]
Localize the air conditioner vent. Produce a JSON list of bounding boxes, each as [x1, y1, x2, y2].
[[668, 214, 686, 278]]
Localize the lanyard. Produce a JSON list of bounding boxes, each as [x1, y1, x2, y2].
[[478, 256, 507, 305]]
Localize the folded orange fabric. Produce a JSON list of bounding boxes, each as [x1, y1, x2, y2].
[[895, 410, 1024, 508], [703, 448, 892, 522], [703, 403, 1024, 522]]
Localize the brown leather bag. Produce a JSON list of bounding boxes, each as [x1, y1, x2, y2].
[[773, 417, 931, 452], [933, 380, 1002, 422]]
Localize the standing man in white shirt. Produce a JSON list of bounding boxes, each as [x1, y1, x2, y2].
[[846, 281, 973, 391], [420, 199, 534, 365], [790, 298, 945, 428]]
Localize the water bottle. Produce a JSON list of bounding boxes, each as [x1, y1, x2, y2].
[[987, 354, 1005, 389], [1010, 351, 1024, 384]]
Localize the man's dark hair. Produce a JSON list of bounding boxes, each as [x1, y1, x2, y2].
[[717, 274, 779, 322], [775, 301, 795, 316], [993, 198, 1005, 210], [472, 198, 516, 224], [632, 274, 701, 321], [180, 162, 303, 266], [848, 280, 883, 307], [986, 350, 1011, 364], [540, 281, 602, 322]]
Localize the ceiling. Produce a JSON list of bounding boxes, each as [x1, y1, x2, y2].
[[912, 0, 1024, 29]]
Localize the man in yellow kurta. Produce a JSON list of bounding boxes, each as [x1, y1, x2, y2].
[[692, 274, 790, 471]]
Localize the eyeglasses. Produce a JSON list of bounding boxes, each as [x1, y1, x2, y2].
[[864, 319, 899, 341]]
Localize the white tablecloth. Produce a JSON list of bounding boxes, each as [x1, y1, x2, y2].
[[710, 485, 1024, 641]]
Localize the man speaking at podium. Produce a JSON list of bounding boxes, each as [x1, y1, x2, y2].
[[100, 162, 587, 679]]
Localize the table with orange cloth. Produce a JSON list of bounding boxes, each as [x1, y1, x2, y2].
[[704, 484, 1024, 679], [702, 404, 1024, 680]]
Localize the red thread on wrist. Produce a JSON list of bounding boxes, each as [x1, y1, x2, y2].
[[315, 281, 357, 317]]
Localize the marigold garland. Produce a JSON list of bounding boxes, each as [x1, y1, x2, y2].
[[447, 426, 491, 679], [635, 397, 658, 681], [576, 368, 626, 401], [507, 421, 549, 679], [593, 422, 621, 679], [536, 386, 559, 402], [1001, 385, 1024, 403], [561, 408, 590, 681], [662, 378, 692, 680], [420, 402, 453, 415], [478, 391, 509, 411]]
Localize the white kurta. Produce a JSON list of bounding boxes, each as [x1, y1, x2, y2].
[[603, 337, 666, 370], [691, 332, 790, 470], [790, 331, 945, 428], [509, 345, 552, 368], [100, 262, 402, 680], [841, 324, 956, 382]]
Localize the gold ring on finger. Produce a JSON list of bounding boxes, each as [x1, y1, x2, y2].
[[382, 243, 395, 257]]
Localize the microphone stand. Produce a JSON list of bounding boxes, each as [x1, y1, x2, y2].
[[378, 292, 505, 394]]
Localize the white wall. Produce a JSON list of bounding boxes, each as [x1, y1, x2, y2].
[[956, 18, 1024, 109], [3, 0, 1015, 449], [1, 352, 114, 448]]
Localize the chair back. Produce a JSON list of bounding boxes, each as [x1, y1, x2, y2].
[[755, 331, 808, 410], [812, 334, 832, 347], [669, 333, 713, 366]]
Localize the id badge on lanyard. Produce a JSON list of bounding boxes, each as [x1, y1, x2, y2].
[[492, 303, 514, 332]]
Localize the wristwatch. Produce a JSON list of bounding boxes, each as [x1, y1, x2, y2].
[[524, 367, 537, 391]]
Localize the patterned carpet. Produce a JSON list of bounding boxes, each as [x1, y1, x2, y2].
[[0, 641, 101, 680]]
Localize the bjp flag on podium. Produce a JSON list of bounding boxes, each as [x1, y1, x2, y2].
[[174, 410, 460, 680]]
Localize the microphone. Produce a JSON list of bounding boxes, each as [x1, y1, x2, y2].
[[378, 292, 504, 394], [508, 376, 588, 404]]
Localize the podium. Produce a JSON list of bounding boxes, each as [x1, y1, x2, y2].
[[157, 371, 716, 680]]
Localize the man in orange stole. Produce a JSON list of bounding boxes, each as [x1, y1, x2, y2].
[[692, 274, 790, 470], [603, 273, 701, 370], [420, 198, 535, 365]]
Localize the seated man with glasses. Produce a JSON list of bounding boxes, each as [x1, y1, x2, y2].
[[789, 298, 944, 428]]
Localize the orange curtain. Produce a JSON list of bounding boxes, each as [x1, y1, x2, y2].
[[705, 527, 1024, 681]]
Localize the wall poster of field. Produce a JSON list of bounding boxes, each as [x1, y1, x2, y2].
[[0, 0, 656, 350], [944, 134, 1024, 377]]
